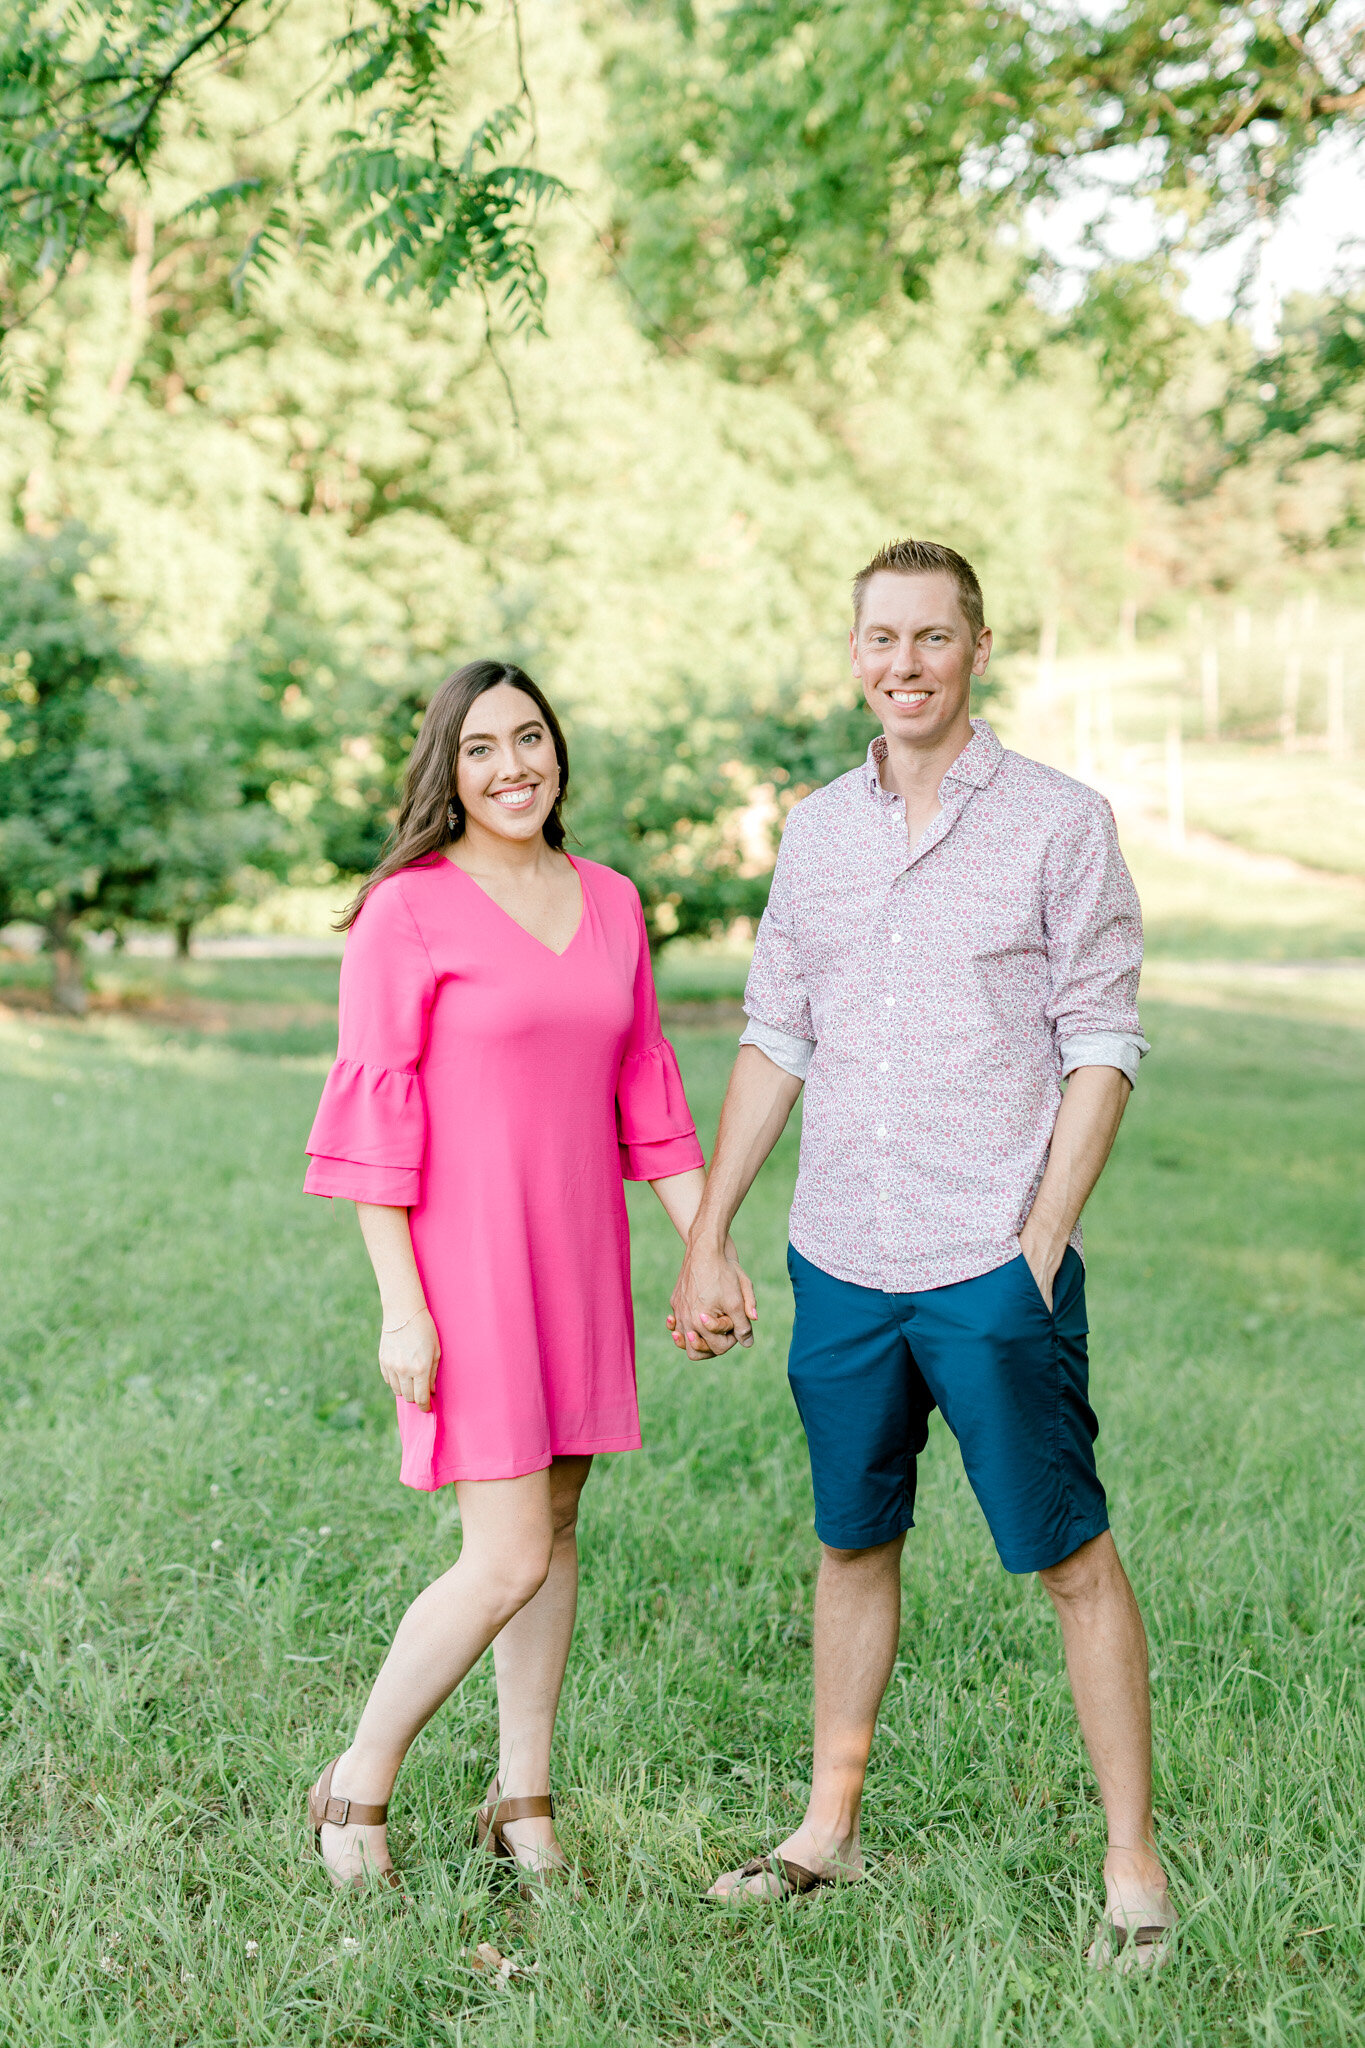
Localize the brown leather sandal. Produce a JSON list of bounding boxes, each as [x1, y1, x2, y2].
[[1087, 1916, 1175, 1970], [475, 1787, 561, 1899], [707, 1852, 860, 1902], [309, 1757, 402, 1891]]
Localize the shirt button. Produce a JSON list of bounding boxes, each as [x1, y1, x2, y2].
[[891, 933, 902, 943], [878, 1060, 888, 1072], [877, 1126, 886, 1138], [885, 995, 894, 1007]]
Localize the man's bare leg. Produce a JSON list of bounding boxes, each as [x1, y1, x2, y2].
[[1039, 1530, 1174, 1953], [708, 1535, 904, 1897]]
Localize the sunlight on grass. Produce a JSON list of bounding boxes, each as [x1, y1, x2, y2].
[[0, 984, 1361, 2043]]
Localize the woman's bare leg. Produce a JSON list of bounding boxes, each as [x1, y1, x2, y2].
[[489, 1456, 594, 1870], [318, 1469, 555, 1884]]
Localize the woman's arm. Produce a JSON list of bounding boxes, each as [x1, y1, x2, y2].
[[647, 1165, 707, 1241], [650, 1167, 758, 1336], [355, 1202, 440, 1412]]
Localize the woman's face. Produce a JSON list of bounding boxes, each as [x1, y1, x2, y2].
[[453, 682, 561, 846]]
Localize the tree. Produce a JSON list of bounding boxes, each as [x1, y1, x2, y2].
[[567, 711, 773, 946], [601, 0, 1365, 354], [564, 689, 942, 947], [5, 0, 1361, 394], [0, 527, 272, 1009], [1209, 285, 1365, 529], [0, 0, 561, 345]]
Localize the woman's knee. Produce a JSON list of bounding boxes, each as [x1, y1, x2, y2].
[[478, 1544, 553, 1619]]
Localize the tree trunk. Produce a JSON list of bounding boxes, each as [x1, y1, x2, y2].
[[48, 909, 88, 1017], [175, 918, 194, 958]]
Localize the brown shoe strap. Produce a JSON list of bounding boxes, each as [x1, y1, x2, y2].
[[1111, 1921, 1174, 1950], [734, 1854, 829, 1896], [310, 1757, 388, 1830], [488, 1794, 555, 1828]]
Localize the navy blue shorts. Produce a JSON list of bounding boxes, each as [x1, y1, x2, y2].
[[786, 1243, 1109, 1574]]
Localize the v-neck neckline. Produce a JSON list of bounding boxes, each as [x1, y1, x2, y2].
[[444, 851, 587, 959]]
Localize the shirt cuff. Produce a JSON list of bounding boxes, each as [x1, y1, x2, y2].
[[740, 1016, 815, 1080], [1059, 1031, 1150, 1088]]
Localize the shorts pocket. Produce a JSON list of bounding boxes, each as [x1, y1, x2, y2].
[[1011, 1247, 1056, 1320]]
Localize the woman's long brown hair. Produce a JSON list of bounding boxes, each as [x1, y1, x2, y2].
[[338, 659, 571, 931]]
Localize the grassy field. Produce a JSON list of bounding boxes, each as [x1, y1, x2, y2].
[[0, 965, 1362, 2046]]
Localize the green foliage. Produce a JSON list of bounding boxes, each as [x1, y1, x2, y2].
[[0, 527, 272, 1002], [569, 712, 771, 944], [0, 0, 559, 336], [0, 0, 270, 297], [323, 101, 562, 319], [0, 2, 1357, 979], [603, 0, 1365, 355], [1211, 286, 1365, 528]]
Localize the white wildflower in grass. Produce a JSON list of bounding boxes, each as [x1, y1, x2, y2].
[[341, 1937, 360, 1954], [210, 1539, 224, 1552], [318, 1526, 332, 1537], [244, 1940, 260, 1959]]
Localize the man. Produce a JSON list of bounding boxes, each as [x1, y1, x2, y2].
[[670, 538, 1175, 1967]]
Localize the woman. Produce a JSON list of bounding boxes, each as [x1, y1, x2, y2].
[[303, 659, 745, 1889]]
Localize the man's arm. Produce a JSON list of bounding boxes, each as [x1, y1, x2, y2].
[[670, 1046, 804, 1359], [1018, 1065, 1131, 1310]]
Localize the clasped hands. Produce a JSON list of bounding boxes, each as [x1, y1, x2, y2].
[[667, 1237, 758, 1362]]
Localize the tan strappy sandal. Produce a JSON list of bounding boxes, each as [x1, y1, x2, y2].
[[474, 1786, 561, 1900], [309, 1757, 402, 1891]]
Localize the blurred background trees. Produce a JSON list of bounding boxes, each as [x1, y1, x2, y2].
[[0, 0, 1361, 996], [0, 529, 276, 1008]]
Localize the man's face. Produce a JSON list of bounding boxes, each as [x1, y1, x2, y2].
[[850, 570, 991, 747]]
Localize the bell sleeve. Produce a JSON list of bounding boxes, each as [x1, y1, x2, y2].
[[304, 880, 437, 1205], [615, 888, 705, 1182]]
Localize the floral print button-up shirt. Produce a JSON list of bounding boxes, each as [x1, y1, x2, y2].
[[741, 719, 1147, 1293]]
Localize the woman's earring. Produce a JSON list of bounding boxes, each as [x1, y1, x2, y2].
[[446, 800, 460, 834]]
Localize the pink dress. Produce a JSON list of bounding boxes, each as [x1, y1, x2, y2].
[[304, 854, 703, 1488]]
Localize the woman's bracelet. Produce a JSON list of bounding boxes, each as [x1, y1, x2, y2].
[[381, 1305, 429, 1334]]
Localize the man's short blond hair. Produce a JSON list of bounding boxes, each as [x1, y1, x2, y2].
[[852, 538, 985, 641]]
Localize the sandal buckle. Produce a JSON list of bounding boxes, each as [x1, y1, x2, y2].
[[328, 1796, 350, 1826]]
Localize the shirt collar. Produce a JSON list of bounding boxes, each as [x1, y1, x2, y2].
[[864, 718, 1003, 801]]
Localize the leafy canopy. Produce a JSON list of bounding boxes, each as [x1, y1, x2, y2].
[[603, 0, 1365, 347], [0, 0, 562, 330]]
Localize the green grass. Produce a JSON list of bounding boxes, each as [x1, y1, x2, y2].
[[1126, 836, 1365, 963], [0, 990, 1362, 2045]]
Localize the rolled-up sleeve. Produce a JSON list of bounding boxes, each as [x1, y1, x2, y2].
[[741, 822, 815, 1076], [1043, 797, 1149, 1082], [616, 889, 705, 1181], [304, 881, 436, 1205]]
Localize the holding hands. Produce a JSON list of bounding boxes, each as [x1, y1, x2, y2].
[[668, 1237, 758, 1361]]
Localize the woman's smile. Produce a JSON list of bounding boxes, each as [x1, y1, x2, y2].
[[491, 783, 538, 810]]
